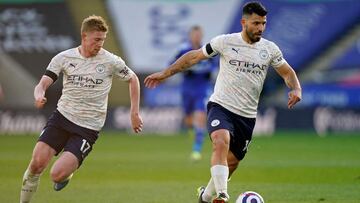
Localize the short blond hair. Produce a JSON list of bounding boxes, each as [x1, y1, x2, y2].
[[81, 15, 108, 33]]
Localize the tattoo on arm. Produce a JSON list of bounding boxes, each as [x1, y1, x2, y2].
[[164, 50, 200, 77]]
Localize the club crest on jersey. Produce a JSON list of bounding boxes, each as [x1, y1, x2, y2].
[[96, 64, 105, 74], [259, 50, 269, 60]]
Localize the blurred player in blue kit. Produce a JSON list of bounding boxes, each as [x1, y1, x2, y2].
[[170, 25, 217, 161], [145, 2, 301, 202]]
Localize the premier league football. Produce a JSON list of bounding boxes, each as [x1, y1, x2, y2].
[[236, 191, 264, 203]]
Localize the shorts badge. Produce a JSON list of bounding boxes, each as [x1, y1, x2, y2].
[[211, 119, 220, 127]]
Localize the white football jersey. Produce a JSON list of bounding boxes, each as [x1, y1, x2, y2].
[[202, 33, 286, 118], [46, 47, 134, 131]]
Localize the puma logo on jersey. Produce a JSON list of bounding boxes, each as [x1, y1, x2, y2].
[[69, 63, 76, 68], [232, 48, 240, 54]]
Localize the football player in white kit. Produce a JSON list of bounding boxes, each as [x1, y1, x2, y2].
[[145, 2, 301, 203], [20, 15, 143, 203]]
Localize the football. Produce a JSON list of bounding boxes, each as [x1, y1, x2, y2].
[[236, 191, 264, 203]]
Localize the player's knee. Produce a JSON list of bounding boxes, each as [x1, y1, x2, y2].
[[212, 130, 229, 143], [194, 121, 206, 129], [50, 168, 67, 183], [212, 136, 229, 150], [29, 156, 48, 174], [193, 112, 206, 127]]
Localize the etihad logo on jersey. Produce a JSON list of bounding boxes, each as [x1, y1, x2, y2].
[[229, 60, 266, 70], [67, 75, 103, 88], [229, 60, 266, 75]]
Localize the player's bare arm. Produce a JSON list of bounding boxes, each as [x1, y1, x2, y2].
[[275, 63, 302, 109], [34, 75, 54, 109], [128, 74, 143, 133], [144, 49, 208, 88]]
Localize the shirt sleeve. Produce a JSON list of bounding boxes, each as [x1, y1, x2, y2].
[[113, 55, 135, 81], [45, 53, 64, 82], [270, 43, 286, 68], [202, 35, 225, 58]]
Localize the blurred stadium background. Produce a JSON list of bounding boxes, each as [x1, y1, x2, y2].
[[1, 0, 360, 136], [0, 0, 359, 202]]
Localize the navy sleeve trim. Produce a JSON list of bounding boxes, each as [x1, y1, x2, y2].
[[44, 70, 58, 82]]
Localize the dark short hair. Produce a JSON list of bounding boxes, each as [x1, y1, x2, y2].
[[190, 25, 202, 32], [243, 1, 267, 17]]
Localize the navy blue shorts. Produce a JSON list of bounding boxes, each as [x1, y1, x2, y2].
[[38, 110, 99, 166], [207, 102, 256, 160]]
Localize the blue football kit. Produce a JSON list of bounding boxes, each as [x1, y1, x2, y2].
[[171, 42, 217, 154], [171, 42, 217, 115]]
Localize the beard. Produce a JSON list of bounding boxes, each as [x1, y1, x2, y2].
[[246, 29, 261, 43]]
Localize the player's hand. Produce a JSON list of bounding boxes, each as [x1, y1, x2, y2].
[[34, 96, 47, 109], [131, 112, 143, 133], [288, 88, 301, 109], [144, 72, 166, 88]]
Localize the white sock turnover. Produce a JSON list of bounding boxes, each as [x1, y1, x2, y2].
[[202, 177, 216, 202], [20, 169, 40, 203], [210, 165, 229, 196]]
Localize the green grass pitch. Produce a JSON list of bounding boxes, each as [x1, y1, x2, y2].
[[0, 132, 359, 203]]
